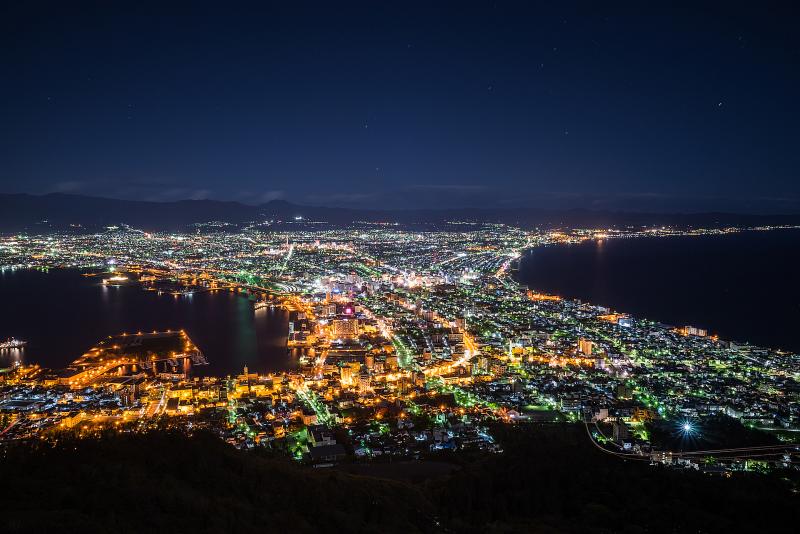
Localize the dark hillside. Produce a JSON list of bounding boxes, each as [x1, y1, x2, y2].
[[0, 431, 435, 534], [1, 425, 797, 533]]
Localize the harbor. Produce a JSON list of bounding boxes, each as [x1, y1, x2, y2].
[[0, 268, 294, 375]]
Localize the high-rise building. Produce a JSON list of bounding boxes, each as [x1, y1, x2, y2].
[[358, 373, 371, 394], [340, 364, 354, 386], [339, 362, 361, 386], [578, 338, 594, 355], [331, 318, 359, 338], [682, 325, 707, 337]]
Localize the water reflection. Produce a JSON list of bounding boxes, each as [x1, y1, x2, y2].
[[0, 348, 23, 369], [0, 269, 292, 375]]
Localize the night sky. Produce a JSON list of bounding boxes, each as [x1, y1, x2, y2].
[[1, 1, 798, 212]]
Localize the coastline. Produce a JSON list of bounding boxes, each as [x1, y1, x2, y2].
[[513, 228, 800, 354]]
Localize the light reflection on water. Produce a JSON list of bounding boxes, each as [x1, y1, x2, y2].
[[0, 347, 24, 369], [0, 269, 294, 376]]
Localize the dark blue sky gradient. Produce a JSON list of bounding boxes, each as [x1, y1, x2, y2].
[[1, 1, 798, 211]]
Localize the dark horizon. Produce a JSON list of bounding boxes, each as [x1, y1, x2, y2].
[[2, 1, 799, 213], [4, 191, 800, 235], [9, 189, 800, 216]]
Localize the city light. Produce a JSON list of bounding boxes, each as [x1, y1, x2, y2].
[[0, 223, 797, 475]]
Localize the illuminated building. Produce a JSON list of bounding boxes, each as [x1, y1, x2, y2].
[[578, 338, 594, 356], [332, 318, 359, 338], [358, 373, 371, 394], [681, 325, 708, 337], [339, 362, 360, 386]]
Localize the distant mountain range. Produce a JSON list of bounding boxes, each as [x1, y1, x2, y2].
[[1, 193, 799, 232]]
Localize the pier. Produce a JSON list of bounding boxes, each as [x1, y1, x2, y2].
[[59, 330, 207, 388]]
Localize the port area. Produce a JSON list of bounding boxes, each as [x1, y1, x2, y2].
[[84, 266, 290, 304], [45, 330, 205, 389]]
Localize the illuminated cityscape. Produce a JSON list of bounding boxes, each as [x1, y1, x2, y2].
[[3, 2, 800, 530], [2, 223, 798, 474]]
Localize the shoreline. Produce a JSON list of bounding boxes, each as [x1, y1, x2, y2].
[[0, 268, 293, 375], [512, 229, 800, 354]]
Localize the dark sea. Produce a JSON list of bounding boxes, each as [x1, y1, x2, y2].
[[0, 269, 294, 375], [517, 229, 800, 353]]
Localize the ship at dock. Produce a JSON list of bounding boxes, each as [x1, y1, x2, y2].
[[0, 338, 26, 350], [253, 299, 271, 311]]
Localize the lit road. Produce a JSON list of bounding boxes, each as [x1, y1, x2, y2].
[[145, 387, 167, 418], [293, 384, 335, 427]]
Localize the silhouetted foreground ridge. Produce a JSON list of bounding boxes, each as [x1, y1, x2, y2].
[[1, 425, 798, 533]]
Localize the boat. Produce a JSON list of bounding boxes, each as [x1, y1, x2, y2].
[[253, 299, 270, 311], [0, 338, 26, 349], [102, 275, 130, 285], [170, 288, 195, 297]]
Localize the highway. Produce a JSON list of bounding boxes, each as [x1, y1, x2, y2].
[[583, 420, 799, 464]]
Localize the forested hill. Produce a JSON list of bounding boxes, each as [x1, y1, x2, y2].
[[1, 424, 798, 533]]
